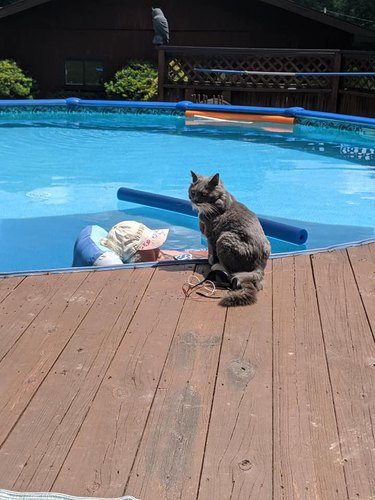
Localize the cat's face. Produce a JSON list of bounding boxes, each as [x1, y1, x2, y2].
[[188, 171, 221, 207]]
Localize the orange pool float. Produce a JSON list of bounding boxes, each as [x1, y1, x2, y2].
[[185, 109, 296, 124]]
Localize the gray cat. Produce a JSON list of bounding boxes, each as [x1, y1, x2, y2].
[[188, 171, 271, 307]]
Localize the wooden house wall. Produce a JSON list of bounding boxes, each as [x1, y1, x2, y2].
[[0, 0, 353, 93]]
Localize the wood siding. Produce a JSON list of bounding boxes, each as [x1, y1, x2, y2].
[[0, 0, 354, 94]]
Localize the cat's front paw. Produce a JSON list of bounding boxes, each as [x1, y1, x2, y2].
[[255, 280, 264, 291], [208, 255, 215, 265]]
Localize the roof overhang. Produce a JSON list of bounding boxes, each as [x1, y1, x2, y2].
[[0, 0, 53, 20], [259, 0, 375, 38], [1, 0, 375, 40]]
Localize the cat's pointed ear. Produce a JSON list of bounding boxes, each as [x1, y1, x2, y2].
[[191, 171, 198, 183], [209, 173, 220, 187]]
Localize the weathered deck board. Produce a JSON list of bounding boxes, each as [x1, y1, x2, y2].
[[126, 264, 227, 499], [0, 271, 95, 446], [0, 268, 154, 490], [53, 263, 195, 497], [0, 242, 373, 500], [273, 255, 347, 499], [312, 249, 375, 499], [0, 275, 24, 303], [198, 264, 273, 500], [0, 273, 68, 360], [347, 244, 375, 333]]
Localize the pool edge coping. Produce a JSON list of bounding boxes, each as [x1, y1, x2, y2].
[[1, 97, 375, 129], [1, 237, 374, 279]]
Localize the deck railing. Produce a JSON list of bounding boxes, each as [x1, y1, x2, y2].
[[157, 46, 375, 116]]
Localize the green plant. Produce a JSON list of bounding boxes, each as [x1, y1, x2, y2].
[[43, 89, 107, 100], [168, 59, 189, 83], [104, 60, 158, 101], [0, 59, 35, 99]]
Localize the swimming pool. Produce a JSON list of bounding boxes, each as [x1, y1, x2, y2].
[[1, 98, 374, 274]]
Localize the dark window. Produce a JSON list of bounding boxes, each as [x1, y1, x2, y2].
[[65, 60, 104, 87]]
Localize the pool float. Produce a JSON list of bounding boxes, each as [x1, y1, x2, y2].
[[117, 187, 308, 245], [72, 225, 123, 267], [185, 109, 295, 124], [184, 117, 294, 133], [184, 110, 295, 133]]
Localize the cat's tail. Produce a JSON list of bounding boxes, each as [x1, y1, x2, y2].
[[219, 270, 263, 307]]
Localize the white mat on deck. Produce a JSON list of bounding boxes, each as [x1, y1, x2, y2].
[[0, 490, 138, 500]]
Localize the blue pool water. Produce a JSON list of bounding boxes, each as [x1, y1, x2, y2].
[[1, 109, 375, 273]]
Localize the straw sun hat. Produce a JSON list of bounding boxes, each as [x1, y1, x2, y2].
[[101, 220, 169, 262]]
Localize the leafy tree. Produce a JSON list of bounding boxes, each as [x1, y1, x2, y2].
[[104, 60, 158, 101], [0, 59, 35, 99], [333, 0, 375, 26], [293, 0, 375, 28]]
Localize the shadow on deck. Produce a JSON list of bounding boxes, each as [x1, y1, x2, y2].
[[0, 243, 374, 499]]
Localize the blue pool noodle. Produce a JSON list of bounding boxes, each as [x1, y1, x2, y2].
[[117, 187, 308, 245]]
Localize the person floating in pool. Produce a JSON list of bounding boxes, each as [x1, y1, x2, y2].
[[72, 220, 207, 267], [101, 220, 170, 263]]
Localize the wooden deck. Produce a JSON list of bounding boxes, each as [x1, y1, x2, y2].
[[0, 243, 374, 500]]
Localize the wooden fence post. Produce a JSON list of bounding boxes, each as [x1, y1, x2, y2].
[[157, 47, 166, 102], [330, 50, 342, 113]]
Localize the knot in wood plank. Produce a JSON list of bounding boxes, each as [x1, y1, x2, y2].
[[227, 359, 256, 384]]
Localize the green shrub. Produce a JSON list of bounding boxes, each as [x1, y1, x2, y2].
[[168, 59, 189, 83], [104, 60, 158, 101], [0, 59, 35, 99], [43, 89, 107, 100]]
